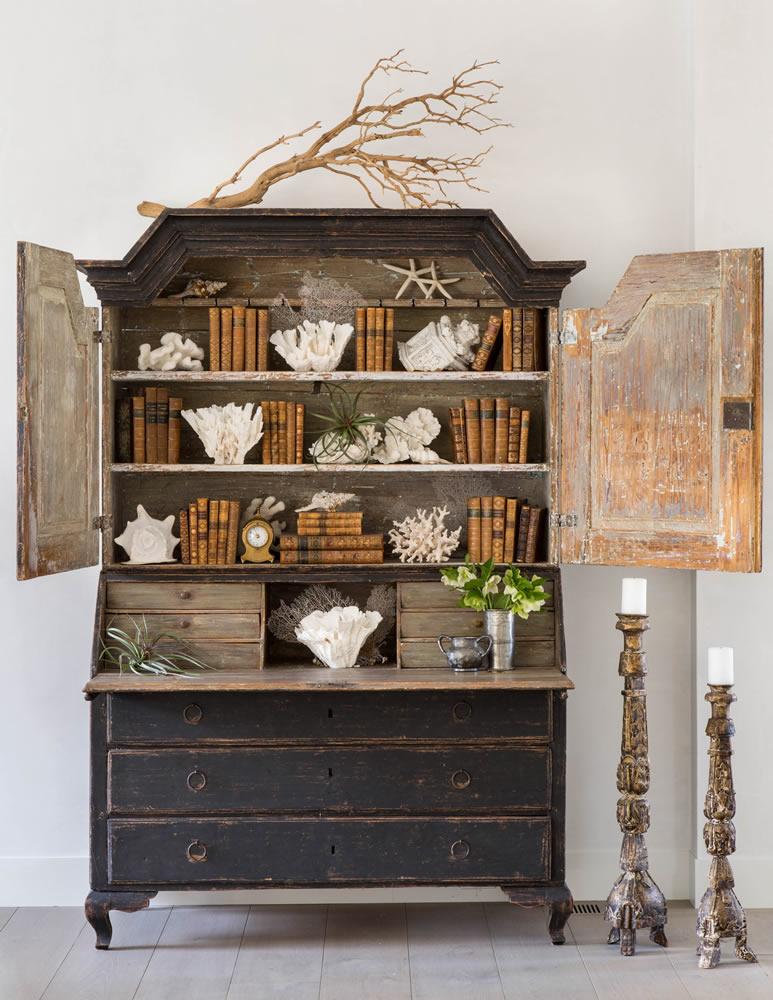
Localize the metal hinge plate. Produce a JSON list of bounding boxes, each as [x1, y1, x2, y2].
[[93, 329, 103, 344], [551, 512, 578, 528], [92, 514, 112, 531]]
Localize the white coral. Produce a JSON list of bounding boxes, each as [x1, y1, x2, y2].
[[138, 332, 204, 371], [373, 407, 447, 465], [388, 505, 461, 563], [295, 606, 383, 670], [271, 319, 354, 372], [181, 402, 263, 465], [295, 492, 358, 512], [241, 496, 287, 539]]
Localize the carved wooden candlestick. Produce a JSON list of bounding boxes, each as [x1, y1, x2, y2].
[[605, 613, 667, 956], [696, 685, 757, 969]]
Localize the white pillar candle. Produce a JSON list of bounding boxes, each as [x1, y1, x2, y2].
[[707, 646, 734, 686], [621, 578, 647, 615]]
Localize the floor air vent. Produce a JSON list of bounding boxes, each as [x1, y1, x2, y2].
[[574, 902, 602, 915]]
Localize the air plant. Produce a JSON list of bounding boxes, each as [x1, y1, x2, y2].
[[100, 617, 213, 676], [310, 385, 385, 467]]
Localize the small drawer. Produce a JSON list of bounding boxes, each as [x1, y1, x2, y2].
[[107, 816, 551, 884], [107, 746, 550, 815], [399, 609, 554, 640], [105, 612, 261, 642], [399, 639, 556, 670], [107, 690, 551, 745], [106, 581, 263, 612], [399, 581, 554, 610]]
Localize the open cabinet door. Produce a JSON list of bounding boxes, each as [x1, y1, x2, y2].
[[17, 242, 100, 580], [558, 249, 762, 572]]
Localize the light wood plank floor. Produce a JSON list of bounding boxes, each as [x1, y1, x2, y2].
[[0, 902, 768, 1000]]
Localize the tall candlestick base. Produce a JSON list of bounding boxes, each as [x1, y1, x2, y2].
[[696, 685, 757, 969], [604, 613, 667, 956]]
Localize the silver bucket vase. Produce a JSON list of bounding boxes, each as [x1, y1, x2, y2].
[[484, 609, 516, 671]]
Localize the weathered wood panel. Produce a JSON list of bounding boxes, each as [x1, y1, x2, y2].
[[399, 579, 554, 608], [17, 243, 99, 579], [559, 248, 763, 571], [105, 611, 261, 641], [399, 610, 553, 639], [399, 639, 555, 670], [106, 580, 263, 611], [100, 640, 262, 672]]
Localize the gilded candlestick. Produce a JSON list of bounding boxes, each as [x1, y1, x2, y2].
[[696, 685, 756, 969], [605, 613, 667, 956]]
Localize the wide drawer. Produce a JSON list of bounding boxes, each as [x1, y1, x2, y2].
[[106, 581, 262, 611], [399, 610, 553, 639], [106, 612, 261, 641], [107, 746, 551, 814], [399, 580, 554, 609], [107, 816, 551, 884], [107, 690, 551, 745], [399, 639, 555, 670]]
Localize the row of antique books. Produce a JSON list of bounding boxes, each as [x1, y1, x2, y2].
[[259, 401, 306, 464], [467, 497, 544, 563], [449, 399, 530, 464], [354, 307, 395, 371], [117, 390, 183, 464], [209, 306, 270, 371], [280, 511, 384, 564], [501, 308, 546, 372], [179, 498, 242, 565]]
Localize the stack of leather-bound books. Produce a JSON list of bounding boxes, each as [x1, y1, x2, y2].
[[178, 498, 241, 565], [280, 510, 384, 564]]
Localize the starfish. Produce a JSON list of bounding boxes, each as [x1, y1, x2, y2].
[[381, 259, 433, 299], [422, 261, 461, 300]]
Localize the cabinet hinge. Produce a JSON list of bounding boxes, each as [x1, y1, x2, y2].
[[93, 329, 103, 344], [551, 512, 578, 528], [92, 514, 112, 531]]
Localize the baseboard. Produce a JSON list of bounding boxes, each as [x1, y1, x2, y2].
[[692, 853, 773, 908]]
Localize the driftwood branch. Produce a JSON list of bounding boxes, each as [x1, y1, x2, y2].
[[137, 51, 509, 218]]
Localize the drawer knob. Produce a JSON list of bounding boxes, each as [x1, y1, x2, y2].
[[452, 701, 472, 722], [183, 703, 203, 725], [451, 769, 472, 790], [177, 619, 191, 630], [178, 591, 192, 600], [450, 839, 471, 861], [186, 840, 208, 863], [186, 769, 207, 792]]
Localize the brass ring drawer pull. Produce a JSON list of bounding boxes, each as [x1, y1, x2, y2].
[[183, 703, 203, 725], [450, 839, 471, 860], [452, 701, 472, 722], [186, 769, 207, 792], [186, 840, 208, 863], [451, 769, 472, 790]]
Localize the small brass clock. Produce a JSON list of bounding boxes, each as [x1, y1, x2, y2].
[[240, 516, 274, 563]]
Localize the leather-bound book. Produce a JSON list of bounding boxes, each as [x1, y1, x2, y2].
[[507, 407, 522, 463], [297, 511, 363, 535], [366, 307, 376, 371], [463, 398, 481, 463], [260, 401, 271, 463], [257, 309, 269, 370], [116, 397, 132, 463], [471, 314, 503, 371], [207, 500, 219, 564], [512, 307, 523, 371], [269, 401, 280, 464], [526, 506, 543, 562], [197, 498, 208, 565], [226, 500, 241, 564], [492, 495, 506, 562], [375, 308, 385, 372], [220, 307, 233, 371], [287, 399, 296, 464], [167, 397, 182, 464], [355, 307, 366, 371], [209, 307, 220, 371], [277, 401, 288, 465], [131, 395, 145, 463], [466, 497, 481, 562], [216, 499, 229, 565], [245, 307, 257, 371], [280, 548, 384, 565], [179, 509, 190, 564], [504, 498, 518, 563], [494, 397, 509, 463], [232, 306, 246, 371], [502, 309, 513, 372], [280, 534, 384, 551], [295, 403, 305, 464], [449, 407, 467, 463], [480, 496, 493, 562], [188, 501, 199, 564], [156, 388, 169, 463], [144, 388, 158, 463], [515, 505, 531, 562], [384, 308, 395, 371], [519, 409, 531, 464], [479, 398, 495, 463], [522, 308, 536, 372]]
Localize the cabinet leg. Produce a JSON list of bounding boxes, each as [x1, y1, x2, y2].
[[547, 886, 573, 945], [85, 891, 157, 950]]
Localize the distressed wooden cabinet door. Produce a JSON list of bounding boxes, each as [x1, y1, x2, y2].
[[558, 249, 762, 572], [17, 242, 100, 579]]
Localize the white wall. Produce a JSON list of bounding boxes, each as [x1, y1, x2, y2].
[[692, 0, 773, 907], [1, 0, 697, 904]]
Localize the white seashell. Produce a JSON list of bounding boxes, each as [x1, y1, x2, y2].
[[114, 505, 178, 564], [295, 492, 358, 512], [295, 606, 382, 670], [309, 422, 381, 465], [181, 402, 263, 465], [270, 319, 354, 372], [373, 407, 448, 465]]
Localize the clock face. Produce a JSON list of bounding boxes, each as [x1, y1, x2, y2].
[[246, 523, 270, 548]]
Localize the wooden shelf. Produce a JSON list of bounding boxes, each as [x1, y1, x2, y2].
[[84, 664, 573, 694], [111, 462, 549, 474], [111, 370, 549, 384], [103, 560, 555, 577], [149, 297, 508, 310]]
